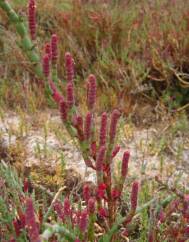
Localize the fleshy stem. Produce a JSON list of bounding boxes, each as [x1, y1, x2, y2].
[[0, 0, 59, 84], [0, 0, 42, 78]]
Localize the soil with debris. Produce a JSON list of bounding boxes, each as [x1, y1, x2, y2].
[[0, 109, 189, 189]]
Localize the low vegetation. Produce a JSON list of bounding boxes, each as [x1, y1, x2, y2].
[[0, 0, 189, 241]]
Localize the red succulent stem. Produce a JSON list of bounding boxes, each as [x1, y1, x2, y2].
[[109, 109, 120, 143], [28, 0, 36, 40], [66, 82, 75, 109], [60, 99, 68, 122], [42, 54, 50, 78], [51, 34, 58, 66], [44, 43, 52, 60], [65, 52, 74, 83], [124, 181, 139, 225], [49, 80, 64, 104], [87, 74, 97, 110], [99, 112, 108, 147], [111, 145, 120, 158], [25, 198, 41, 242], [119, 151, 130, 193]]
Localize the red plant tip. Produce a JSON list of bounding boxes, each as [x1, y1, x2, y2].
[[66, 82, 75, 108], [28, 0, 36, 40], [60, 99, 68, 122], [65, 52, 74, 83], [84, 112, 92, 140], [87, 74, 97, 110], [23, 178, 29, 193], [111, 188, 121, 200], [98, 183, 107, 190], [18, 209, 26, 228], [42, 54, 50, 78], [131, 181, 139, 212], [83, 184, 91, 203], [111, 145, 120, 158], [109, 109, 121, 143], [74, 239, 81, 242], [25, 198, 40, 242], [87, 198, 96, 214], [121, 151, 130, 178], [99, 112, 108, 146], [79, 210, 88, 232], [51, 34, 58, 65], [96, 183, 107, 199], [148, 231, 155, 242], [44, 43, 51, 59], [53, 201, 64, 221], [13, 219, 21, 237], [84, 159, 94, 168], [49, 80, 64, 104], [98, 207, 108, 218], [96, 146, 106, 171], [63, 197, 71, 217], [9, 238, 16, 242], [158, 210, 165, 223]]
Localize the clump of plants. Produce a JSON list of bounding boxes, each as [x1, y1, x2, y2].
[[1, 0, 189, 110], [0, 0, 139, 241], [148, 177, 189, 242], [0, 0, 189, 241]]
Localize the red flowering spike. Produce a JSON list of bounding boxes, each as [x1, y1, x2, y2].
[[84, 159, 94, 169], [9, 238, 16, 242], [45, 43, 51, 59], [96, 146, 106, 171], [60, 99, 68, 122], [99, 112, 108, 146], [87, 74, 97, 110], [148, 230, 155, 242], [51, 34, 58, 65], [131, 181, 139, 212], [98, 207, 108, 218], [158, 209, 165, 223], [121, 151, 130, 178], [28, 0, 36, 40], [98, 183, 107, 190], [111, 145, 120, 158], [65, 52, 74, 83], [87, 198, 96, 214], [13, 219, 21, 237], [18, 209, 26, 228], [25, 198, 40, 242], [79, 210, 88, 232], [74, 239, 81, 242], [96, 183, 107, 199], [84, 112, 92, 140], [42, 54, 50, 78], [83, 184, 90, 203], [111, 188, 121, 200], [23, 178, 29, 193], [63, 197, 71, 217], [49, 80, 64, 104], [109, 109, 120, 143], [66, 82, 75, 109], [53, 201, 64, 221]]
